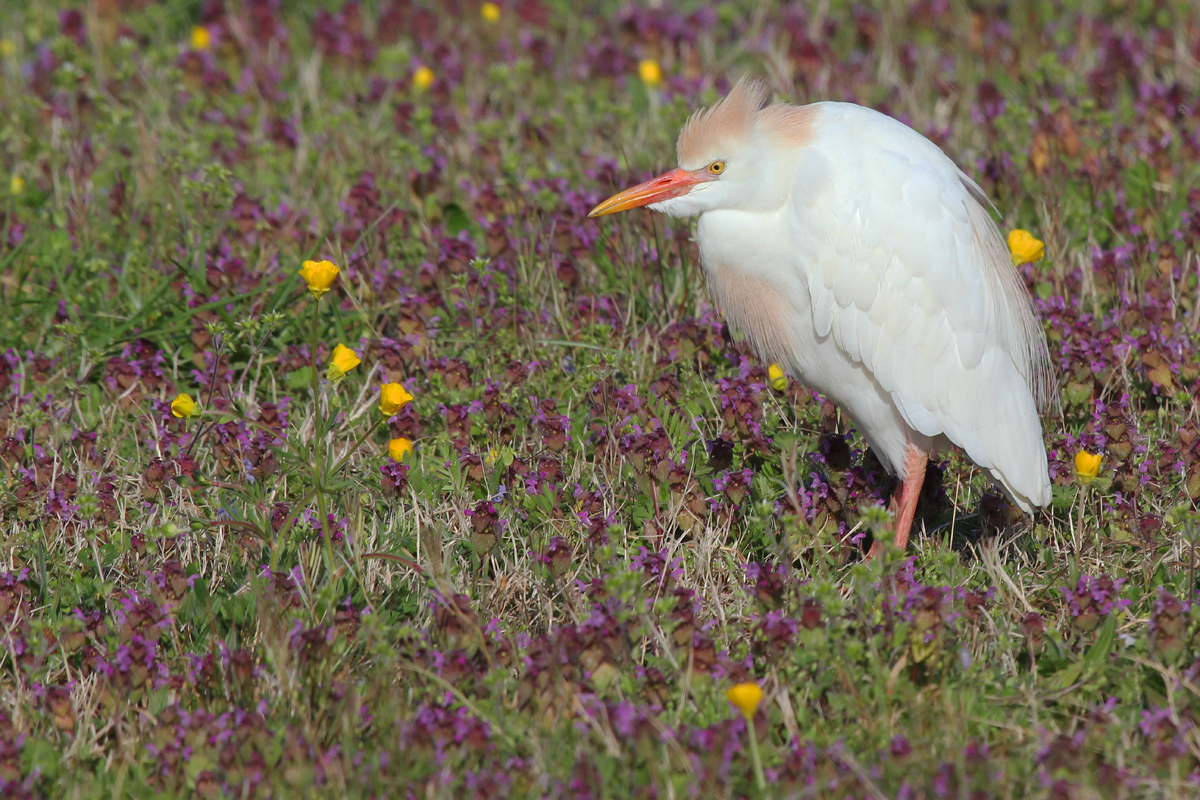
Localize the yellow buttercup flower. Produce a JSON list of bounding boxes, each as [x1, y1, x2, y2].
[[190, 26, 211, 51], [299, 259, 339, 300], [379, 383, 414, 416], [1007, 229, 1045, 265], [326, 344, 361, 381], [171, 393, 197, 419], [10, 175, 24, 195], [388, 437, 413, 462], [638, 59, 663, 88], [725, 682, 763, 722], [481, 2, 500, 22], [0, 40, 15, 57], [413, 66, 435, 91], [768, 363, 787, 392], [1074, 450, 1102, 484]]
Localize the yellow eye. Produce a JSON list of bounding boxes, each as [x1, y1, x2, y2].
[[709, 160, 726, 175]]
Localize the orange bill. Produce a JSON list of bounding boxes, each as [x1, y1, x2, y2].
[[588, 168, 707, 217]]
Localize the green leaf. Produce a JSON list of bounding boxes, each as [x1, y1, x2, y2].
[[286, 366, 315, 390], [1081, 613, 1118, 673], [1048, 614, 1118, 690], [443, 202, 473, 236], [21, 737, 61, 781]]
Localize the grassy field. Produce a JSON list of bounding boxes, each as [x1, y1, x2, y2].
[[2, 0, 1200, 797]]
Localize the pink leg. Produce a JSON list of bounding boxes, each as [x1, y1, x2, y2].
[[868, 443, 927, 557]]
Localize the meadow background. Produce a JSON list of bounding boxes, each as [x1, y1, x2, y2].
[[2, 0, 1200, 797]]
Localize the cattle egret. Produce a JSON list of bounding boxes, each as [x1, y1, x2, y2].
[[589, 79, 1053, 555]]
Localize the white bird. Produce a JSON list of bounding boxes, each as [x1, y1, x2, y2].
[[589, 79, 1053, 555]]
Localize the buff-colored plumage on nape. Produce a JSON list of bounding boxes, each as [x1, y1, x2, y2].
[[590, 78, 1053, 555]]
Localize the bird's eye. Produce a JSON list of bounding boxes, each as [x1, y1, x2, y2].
[[708, 161, 726, 174]]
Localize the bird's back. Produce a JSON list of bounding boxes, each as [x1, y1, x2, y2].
[[700, 102, 1053, 511]]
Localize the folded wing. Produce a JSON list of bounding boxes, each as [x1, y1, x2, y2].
[[789, 107, 1053, 510]]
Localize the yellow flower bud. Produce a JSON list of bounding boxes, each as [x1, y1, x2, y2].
[[1074, 450, 1102, 484], [10, 175, 24, 195], [326, 344, 362, 381], [388, 437, 413, 462], [725, 682, 763, 722], [190, 26, 211, 51], [299, 259, 339, 300], [412, 66, 435, 91], [0, 40, 15, 57], [481, 2, 500, 22], [171, 393, 197, 419], [768, 363, 787, 392], [379, 383, 414, 416], [638, 59, 663, 88], [1007, 229, 1045, 265]]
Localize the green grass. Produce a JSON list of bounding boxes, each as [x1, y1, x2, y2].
[[1, 0, 1200, 797]]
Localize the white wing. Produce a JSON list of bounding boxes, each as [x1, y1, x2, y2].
[[789, 104, 1052, 510]]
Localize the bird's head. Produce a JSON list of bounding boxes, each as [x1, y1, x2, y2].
[[588, 78, 810, 219]]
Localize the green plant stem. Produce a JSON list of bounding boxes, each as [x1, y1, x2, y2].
[[308, 298, 331, 545], [329, 417, 385, 477], [269, 485, 319, 574], [182, 333, 228, 459], [317, 469, 336, 579], [266, 302, 382, 575], [1076, 482, 1089, 552], [746, 718, 766, 793]]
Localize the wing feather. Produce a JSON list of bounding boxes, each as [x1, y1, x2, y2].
[[791, 104, 1053, 510]]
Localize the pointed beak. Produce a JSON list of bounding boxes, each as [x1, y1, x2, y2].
[[587, 168, 707, 217]]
